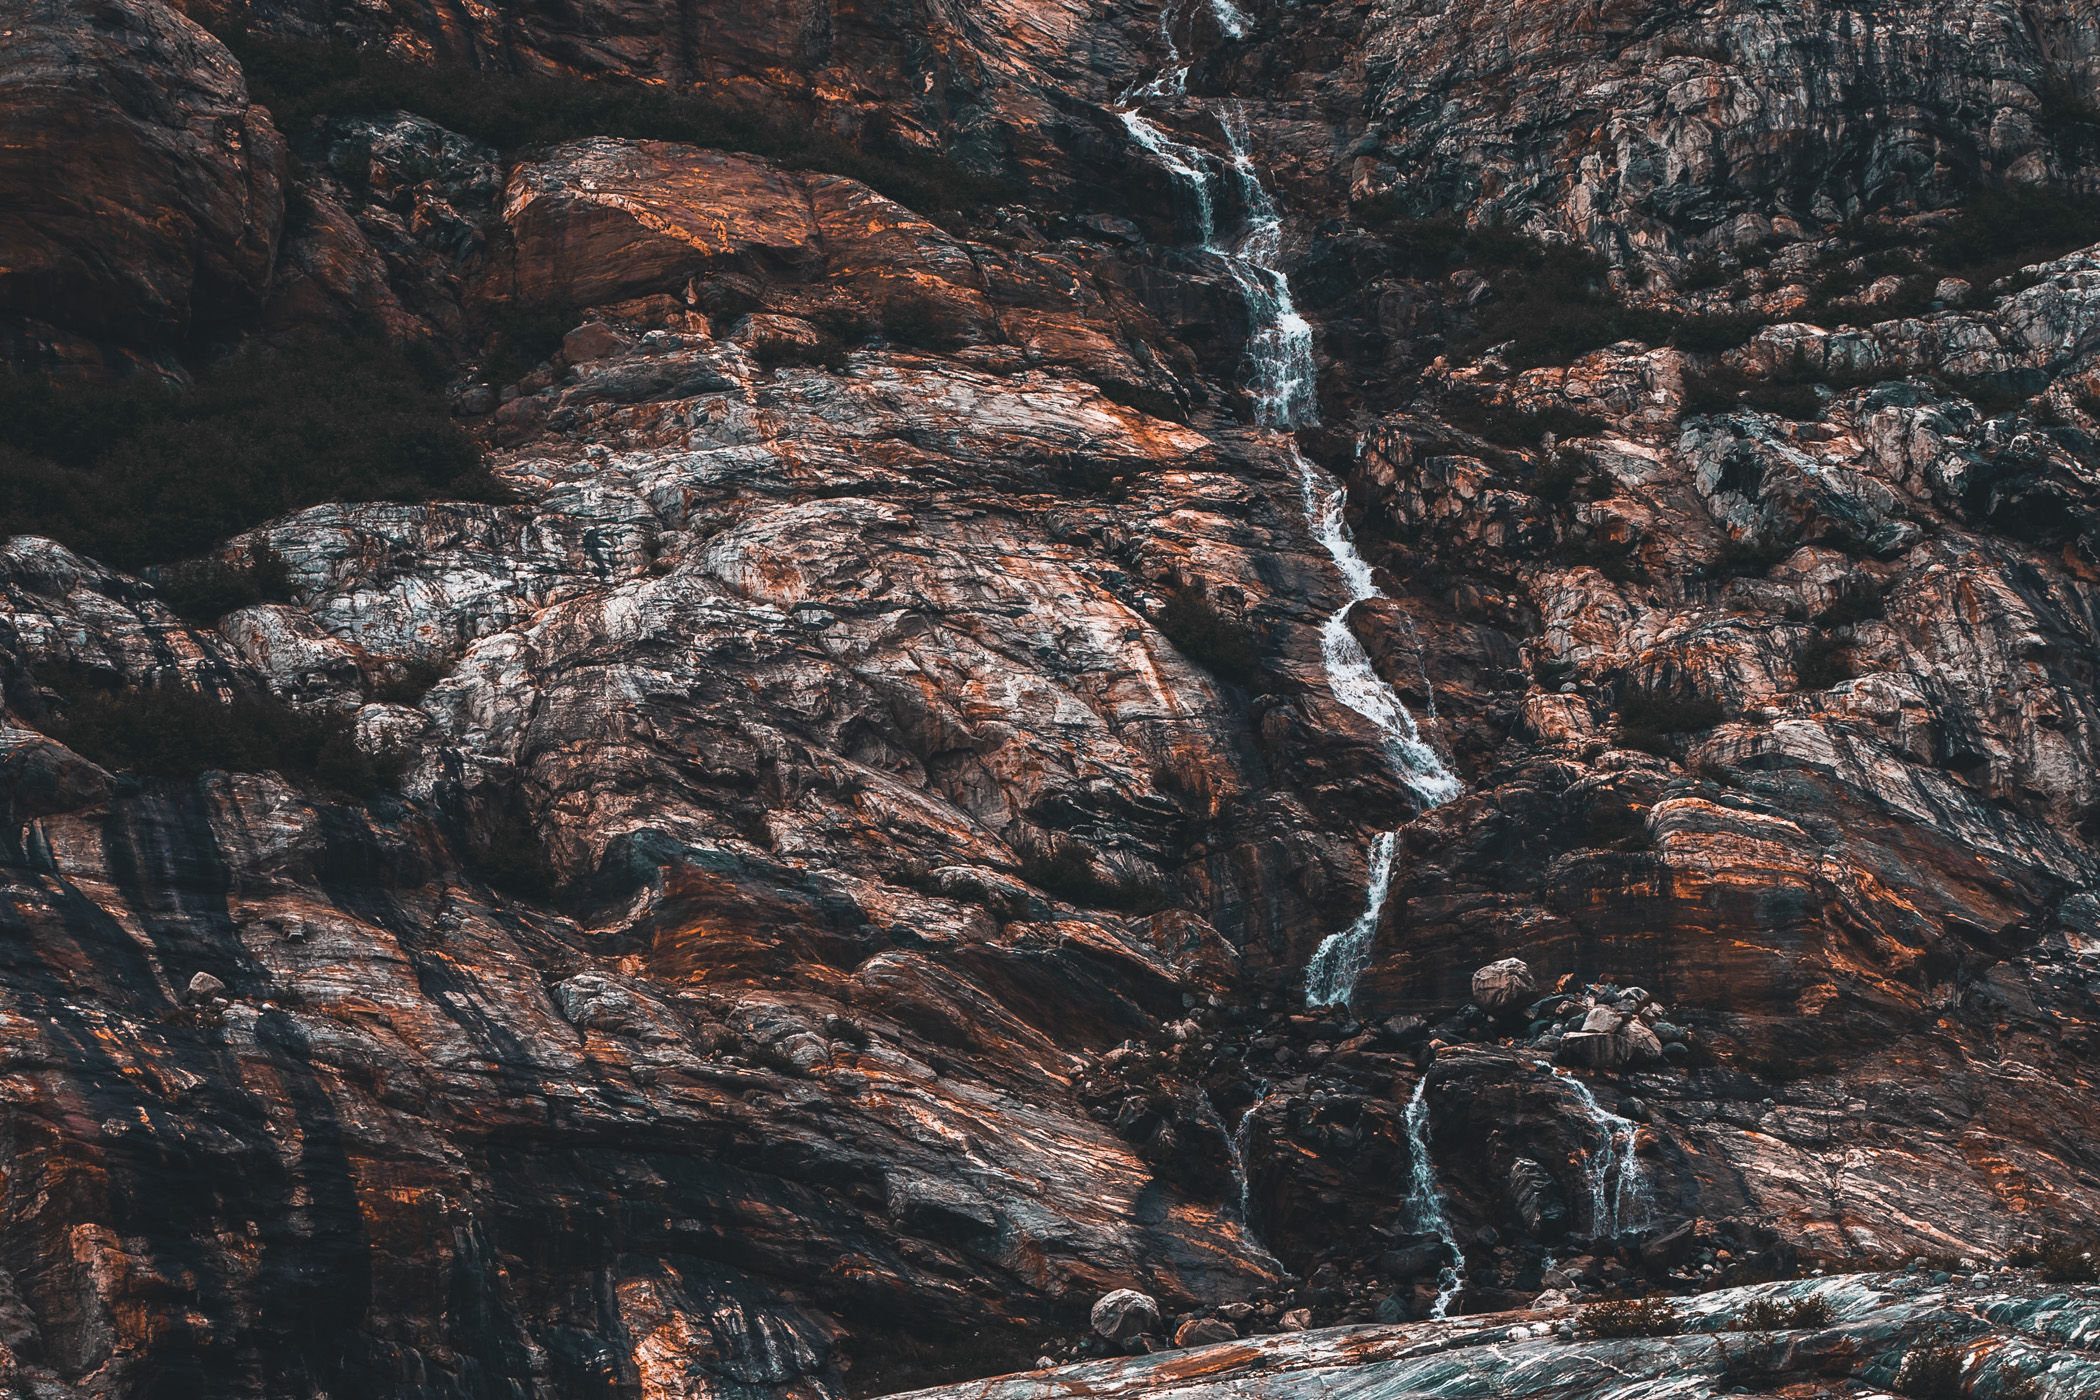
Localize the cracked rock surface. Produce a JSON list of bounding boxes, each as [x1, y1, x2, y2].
[[5, 0, 2100, 1396]]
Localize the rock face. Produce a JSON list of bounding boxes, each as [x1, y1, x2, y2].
[[890, 1272, 2100, 1400], [0, 0, 285, 375], [5, 0, 2100, 1394]]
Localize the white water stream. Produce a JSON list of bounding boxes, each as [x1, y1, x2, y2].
[[1196, 1084, 1282, 1265], [1119, 1, 1468, 1298], [1555, 1071, 1653, 1240], [1404, 1078, 1466, 1318], [1116, 58, 1459, 1014]]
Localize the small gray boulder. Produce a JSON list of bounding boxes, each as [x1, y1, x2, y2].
[[1091, 1289, 1161, 1341], [1471, 958, 1537, 1014]]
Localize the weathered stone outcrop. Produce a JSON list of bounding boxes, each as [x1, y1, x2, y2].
[[6, 0, 2100, 1394], [891, 1272, 2100, 1399], [0, 0, 284, 374]]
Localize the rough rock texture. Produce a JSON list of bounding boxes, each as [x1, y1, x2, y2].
[[888, 1271, 2100, 1399], [0, 0, 285, 374], [6, 0, 2100, 1395]]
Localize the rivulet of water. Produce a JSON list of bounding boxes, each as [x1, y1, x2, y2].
[[1114, 23, 1460, 1013], [1556, 1070, 1653, 1239], [1192, 1085, 1283, 1268], [1405, 1077, 1466, 1318]]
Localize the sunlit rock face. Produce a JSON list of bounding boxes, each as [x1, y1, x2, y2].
[[5, 0, 2100, 1396]]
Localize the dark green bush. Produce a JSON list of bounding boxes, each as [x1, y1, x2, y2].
[[1679, 254, 1729, 291], [1706, 534, 1793, 578], [472, 302, 578, 385], [2039, 76, 2100, 133], [1739, 1295, 1835, 1330], [156, 542, 297, 622], [474, 817, 553, 900], [1582, 1297, 1681, 1338], [1159, 584, 1261, 688], [1816, 579, 1885, 627], [31, 666, 404, 796], [1672, 313, 1764, 354], [0, 336, 503, 570], [879, 297, 971, 351], [2008, 1236, 2100, 1283], [1468, 243, 1684, 371], [1894, 1338, 1969, 1400], [223, 33, 1016, 225], [1795, 633, 1857, 691], [1529, 450, 1586, 505], [1927, 187, 2100, 283], [1558, 533, 1643, 583], [1618, 686, 1727, 755], [368, 657, 448, 706], [1583, 802, 1652, 850], [1713, 1335, 1786, 1388], [1445, 396, 1605, 447]]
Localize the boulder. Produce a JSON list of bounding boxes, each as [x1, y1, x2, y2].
[[1091, 1289, 1161, 1341], [1580, 1006, 1623, 1034], [1279, 1308, 1313, 1331], [185, 972, 226, 1002], [1639, 1220, 1698, 1271], [1617, 1019, 1664, 1065], [1377, 1234, 1448, 1279], [1173, 1317, 1237, 1347], [1471, 958, 1538, 1014], [0, 0, 286, 357], [1556, 1031, 1630, 1071]]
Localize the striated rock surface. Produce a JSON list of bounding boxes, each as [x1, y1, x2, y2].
[[6, 0, 2100, 1394], [887, 1271, 2100, 1399]]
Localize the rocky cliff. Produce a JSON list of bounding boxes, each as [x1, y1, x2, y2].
[[4, 0, 2100, 1396]]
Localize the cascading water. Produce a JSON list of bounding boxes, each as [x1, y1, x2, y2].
[[1209, 0, 1252, 39], [1555, 1071, 1653, 1240], [1117, 3, 1469, 1301], [1230, 1080, 1272, 1231], [1404, 1078, 1466, 1318], [1197, 1086, 1281, 1266], [1116, 54, 1460, 1012]]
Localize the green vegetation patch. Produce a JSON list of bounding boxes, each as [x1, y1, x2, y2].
[[1618, 685, 1727, 756], [0, 336, 504, 571], [1158, 582, 1262, 689], [29, 664, 405, 797]]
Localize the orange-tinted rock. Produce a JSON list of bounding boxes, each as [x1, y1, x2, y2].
[[0, 0, 283, 357]]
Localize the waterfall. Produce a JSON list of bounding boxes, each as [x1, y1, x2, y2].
[[1405, 1077, 1466, 1319], [1209, 0, 1252, 39], [1115, 33, 1459, 1014], [1303, 831, 1397, 1008], [1555, 1071, 1653, 1240], [1197, 1085, 1281, 1266]]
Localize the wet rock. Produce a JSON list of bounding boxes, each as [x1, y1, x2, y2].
[[1553, 1031, 1626, 1071], [1507, 1158, 1568, 1241]]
